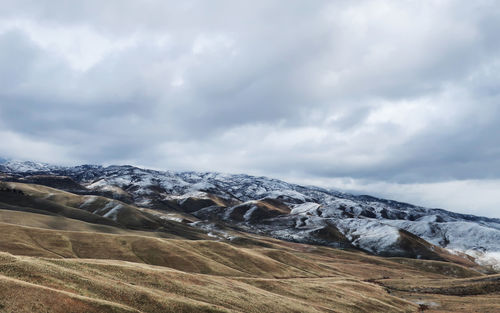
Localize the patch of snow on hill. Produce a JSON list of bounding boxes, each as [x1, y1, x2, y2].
[[265, 189, 307, 202], [167, 191, 210, 201], [80, 196, 97, 208], [188, 181, 217, 192], [243, 204, 260, 221], [290, 202, 320, 215], [336, 219, 401, 254], [103, 204, 123, 221], [466, 251, 500, 271], [2, 161, 58, 173]]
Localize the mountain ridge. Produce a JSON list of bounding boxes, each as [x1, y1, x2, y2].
[[1, 159, 500, 271], [2, 158, 497, 219]]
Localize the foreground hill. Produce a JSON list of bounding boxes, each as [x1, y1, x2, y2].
[[0, 207, 499, 312], [1, 160, 499, 271]]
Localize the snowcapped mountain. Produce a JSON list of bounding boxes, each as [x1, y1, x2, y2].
[[0, 160, 60, 172], [1, 160, 500, 270]]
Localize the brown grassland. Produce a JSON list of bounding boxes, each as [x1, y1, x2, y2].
[[0, 182, 499, 312]]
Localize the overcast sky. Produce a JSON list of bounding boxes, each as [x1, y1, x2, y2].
[[0, 0, 499, 217]]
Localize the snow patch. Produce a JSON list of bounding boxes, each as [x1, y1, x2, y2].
[[290, 202, 320, 215], [103, 204, 123, 221], [243, 205, 259, 221], [265, 189, 307, 202], [167, 191, 210, 201], [80, 196, 97, 208], [188, 181, 216, 192], [336, 219, 401, 254], [159, 214, 184, 223]]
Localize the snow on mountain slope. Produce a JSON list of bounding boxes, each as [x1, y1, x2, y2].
[[384, 219, 500, 269], [1, 160, 62, 173], [1, 160, 500, 269], [335, 219, 402, 255], [290, 202, 321, 215]]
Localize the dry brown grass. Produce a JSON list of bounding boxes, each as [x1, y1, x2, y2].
[[0, 211, 497, 313], [0, 183, 499, 312], [0, 250, 419, 313], [0, 182, 208, 240]]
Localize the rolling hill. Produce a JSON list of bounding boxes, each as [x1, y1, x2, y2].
[[0, 160, 499, 312]]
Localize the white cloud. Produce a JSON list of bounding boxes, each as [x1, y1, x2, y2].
[[0, 18, 138, 71], [0, 0, 499, 217], [0, 130, 74, 164]]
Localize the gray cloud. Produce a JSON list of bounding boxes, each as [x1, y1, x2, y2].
[[0, 0, 500, 216]]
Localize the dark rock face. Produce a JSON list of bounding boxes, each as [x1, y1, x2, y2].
[[178, 198, 219, 213]]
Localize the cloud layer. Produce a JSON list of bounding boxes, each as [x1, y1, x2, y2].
[[1, 0, 499, 216]]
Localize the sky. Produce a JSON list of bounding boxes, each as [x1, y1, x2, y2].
[[0, 0, 499, 217]]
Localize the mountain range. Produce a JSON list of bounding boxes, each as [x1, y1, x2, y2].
[[0, 159, 499, 312], [1, 159, 499, 270]]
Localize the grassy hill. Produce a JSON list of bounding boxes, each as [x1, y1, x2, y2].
[[0, 182, 499, 312]]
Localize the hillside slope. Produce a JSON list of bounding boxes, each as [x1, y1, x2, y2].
[[0, 209, 498, 313], [2, 160, 499, 270], [0, 174, 499, 311]]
